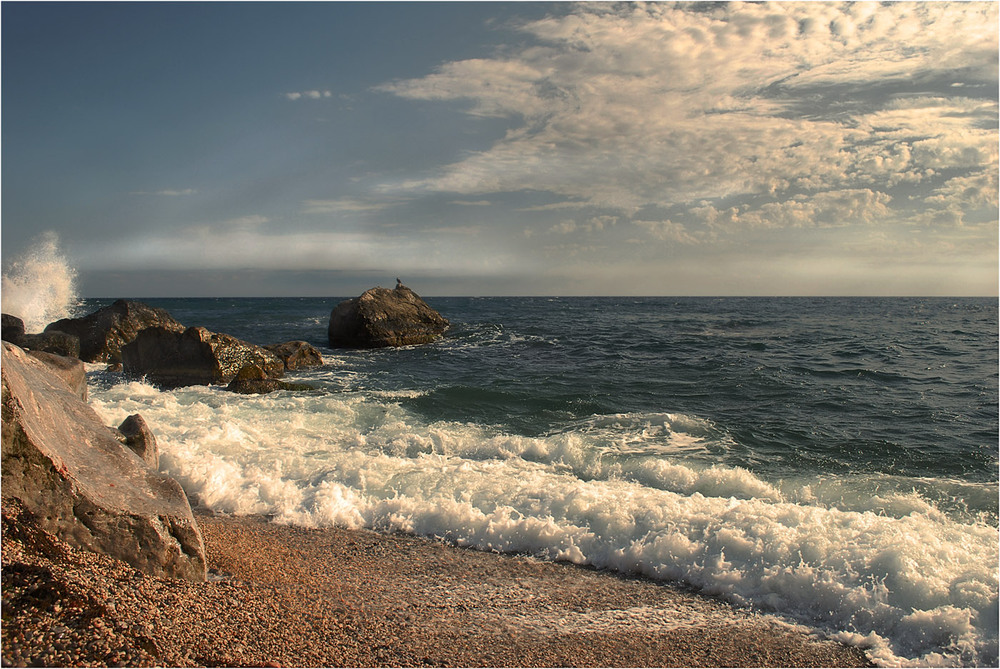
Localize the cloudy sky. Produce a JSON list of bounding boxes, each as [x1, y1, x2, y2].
[[2, 1, 997, 297]]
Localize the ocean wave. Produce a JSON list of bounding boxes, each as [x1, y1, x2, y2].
[[88, 380, 999, 667]]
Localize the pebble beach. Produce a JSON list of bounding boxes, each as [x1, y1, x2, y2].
[[2, 500, 873, 668]]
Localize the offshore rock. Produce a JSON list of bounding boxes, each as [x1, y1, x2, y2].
[[266, 341, 324, 371], [328, 284, 449, 348], [26, 350, 88, 401], [1, 342, 206, 581], [225, 364, 314, 395], [2, 313, 26, 346], [122, 326, 285, 389], [21, 330, 81, 358], [45, 299, 185, 363]]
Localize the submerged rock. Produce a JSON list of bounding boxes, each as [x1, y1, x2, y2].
[[328, 283, 449, 348], [122, 326, 285, 388], [266, 340, 323, 370], [45, 299, 185, 363], [1, 342, 206, 581], [225, 364, 314, 395]]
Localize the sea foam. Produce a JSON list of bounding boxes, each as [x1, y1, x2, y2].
[[88, 379, 999, 667], [1, 232, 79, 332]]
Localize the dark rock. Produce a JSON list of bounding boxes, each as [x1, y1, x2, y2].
[[44, 299, 185, 363], [21, 331, 80, 358], [266, 341, 324, 370], [26, 350, 88, 401], [2, 313, 26, 346], [117, 414, 159, 470], [224, 364, 314, 395], [122, 326, 285, 389], [328, 284, 449, 348], [1, 342, 206, 581]]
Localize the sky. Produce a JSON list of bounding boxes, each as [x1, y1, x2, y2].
[[2, 1, 998, 297]]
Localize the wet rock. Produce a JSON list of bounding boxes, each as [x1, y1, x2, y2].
[[22, 331, 80, 358], [116, 414, 159, 470], [121, 326, 285, 389], [2, 313, 26, 346], [266, 341, 323, 371], [328, 284, 449, 348], [225, 365, 313, 395], [45, 299, 185, 363], [1, 342, 206, 581], [26, 350, 88, 401]]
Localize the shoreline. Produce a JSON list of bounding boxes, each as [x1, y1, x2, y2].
[[2, 504, 873, 667]]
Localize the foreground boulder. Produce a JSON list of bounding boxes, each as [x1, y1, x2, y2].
[[1, 342, 206, 581], [45, 299, 185, 363], [122, 326, 285, 388], [26, 350, 88, 401], [266, 341, 323, 370], [328, 283, 449, 348]]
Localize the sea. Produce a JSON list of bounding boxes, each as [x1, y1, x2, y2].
[[22, 293, 1000, 666]]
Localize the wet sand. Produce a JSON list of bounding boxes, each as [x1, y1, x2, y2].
[[2, 504, 873, 667]]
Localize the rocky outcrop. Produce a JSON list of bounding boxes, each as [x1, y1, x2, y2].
[[114, 414, 159, 470], [122, 326, 285, 389], [266, 341, 323, 371], [2, 313, 26, 346], [26, 350, 88, 401], [1, 342, 206, 581], [328, 284, 449, 348], [21, 331, 81, 358], [225, 365, 314, 395], [45, 299, 185, 363]]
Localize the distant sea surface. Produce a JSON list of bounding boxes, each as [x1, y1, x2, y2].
[[82, 296, 998, 667]]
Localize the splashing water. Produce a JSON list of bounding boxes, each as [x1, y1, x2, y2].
[[2, 232, 79, 332]]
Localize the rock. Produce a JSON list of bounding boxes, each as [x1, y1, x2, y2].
[[26, 350, 88, 401], [224, 364, 314, 395], [44, 299, 185, 363], [21, 331, 81, 358], [2, 313, 26, 346], [328, 284, 449, 348], [1, 342, 206, 581], [117, 414, 159, 470], [122, 326, 285, 389], [266, 341, 323, 370]]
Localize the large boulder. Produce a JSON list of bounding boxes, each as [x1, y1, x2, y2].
[[2, 313, 26, 346], [266, 341, 324, 370], [26, 350, 88, 401], [328, 283, 449, 348], [122, 326, 285, 389], [1, 342, 206, 581], [21, 330, 80, 358], [45, 299, 185, 363]]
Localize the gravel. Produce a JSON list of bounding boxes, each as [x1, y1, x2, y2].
[[2, 500, 873, 667]]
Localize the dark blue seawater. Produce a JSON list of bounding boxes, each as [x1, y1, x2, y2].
[[83, 295, 999, 666]]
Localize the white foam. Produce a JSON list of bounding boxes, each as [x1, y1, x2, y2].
[[88, 381, 999, 667], [1, 232, 79, 332]]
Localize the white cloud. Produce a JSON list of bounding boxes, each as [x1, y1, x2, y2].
[[132, 188, 198, 196], [301, 198, 395, 214], [376, 1, 997, 240], [285, 89, 333, 101]]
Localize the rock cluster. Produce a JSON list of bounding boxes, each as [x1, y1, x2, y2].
[[328, 283, 449, 348], [45, 299, 185, 363]]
